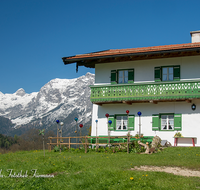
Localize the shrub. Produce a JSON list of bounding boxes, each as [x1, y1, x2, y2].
[[174, 132, 183, 137], [54, 146, 60, 152], [130, 141, 145, 153]]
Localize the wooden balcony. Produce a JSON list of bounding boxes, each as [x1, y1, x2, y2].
[[90, 80, 200, 105]]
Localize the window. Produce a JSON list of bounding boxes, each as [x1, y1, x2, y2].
[[162, 67, 173, 81], [152, 114, 182, 131], [116, 116, 127, 130], [108, 115, 135, 131], [111, 69, 134, 84], [154, 65, 180, 82], [118, 70, 128, 84], [161, 115, 174, 130]]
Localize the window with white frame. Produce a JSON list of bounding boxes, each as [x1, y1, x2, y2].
[[161, 115, 174, 130], [108, 114, 135, 131], [116, 116, 128, 130], [162, 67, 173, 81]]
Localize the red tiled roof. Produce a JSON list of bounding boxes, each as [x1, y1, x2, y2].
[[64, 42, 200, 61]]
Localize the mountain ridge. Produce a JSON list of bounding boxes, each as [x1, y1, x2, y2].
[[0, 72, 94, 137]]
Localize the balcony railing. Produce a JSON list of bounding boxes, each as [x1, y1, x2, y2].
[[90, 80, 200, 103]]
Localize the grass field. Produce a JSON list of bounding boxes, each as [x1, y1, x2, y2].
[[0, 147, 200, 189]]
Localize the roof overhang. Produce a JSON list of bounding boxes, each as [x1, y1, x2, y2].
[[62, 43, 200, 68]]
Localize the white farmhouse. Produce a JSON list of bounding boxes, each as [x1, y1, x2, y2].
[[63, 31, 200, 147]]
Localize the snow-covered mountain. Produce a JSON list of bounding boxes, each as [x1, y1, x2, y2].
[[0, 72, 94, 136]]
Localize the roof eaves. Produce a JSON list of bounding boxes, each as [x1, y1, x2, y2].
[[63, 44, 200, 65]]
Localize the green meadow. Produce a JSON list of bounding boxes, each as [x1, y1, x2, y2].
[[0, 147, 200, 189]]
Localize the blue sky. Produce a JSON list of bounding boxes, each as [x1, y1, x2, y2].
[[0, 0, 200, 94]]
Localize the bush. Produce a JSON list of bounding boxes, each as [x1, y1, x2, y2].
[[54, 146, 60, 152], [174, 132, 183, 137], [130, 141, 145, 153], [0, 129, 56, 153]]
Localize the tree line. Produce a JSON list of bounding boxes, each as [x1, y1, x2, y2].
[[0, 128, 56, 153]]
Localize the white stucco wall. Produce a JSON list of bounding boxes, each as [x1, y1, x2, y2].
[[95, 55, 200, 84], [91, 100, 200, 146]]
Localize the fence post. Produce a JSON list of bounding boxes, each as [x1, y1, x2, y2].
[[49, 137, 52, 152], [96, 136, 97, 151], [69, 137, 71, 149], [127, 134, 129, 154], [85, 136, 87, 153], [59, 137, 61, 153]]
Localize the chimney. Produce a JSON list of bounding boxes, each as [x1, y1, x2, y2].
[[190, 30, 200, 43]]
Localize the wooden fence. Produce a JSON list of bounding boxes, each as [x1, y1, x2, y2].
[[47, 134, 150, 153]]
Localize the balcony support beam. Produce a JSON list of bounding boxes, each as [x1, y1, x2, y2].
[[149, 100, 158, 104], [186, 99, 192, 103], [122, 101, 132, 105]]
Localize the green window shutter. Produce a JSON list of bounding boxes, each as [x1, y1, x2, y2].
[[154, 67, 161, 82], [111, 70, 117, 84], [173, 66, 180, 81], [128, 69, 134, 84], [174, 114, 182, 131], [128, 115, 135, 130], [152, 114, 160, 131], [108, 115, 115, 131]]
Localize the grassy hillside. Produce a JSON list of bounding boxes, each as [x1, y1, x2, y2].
[[0, 147, 200, 189]]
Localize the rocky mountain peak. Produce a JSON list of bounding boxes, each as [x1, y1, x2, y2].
[[0, 73, 95, 135], [15, 88, 26, 96], [85, 72, 94, 77]]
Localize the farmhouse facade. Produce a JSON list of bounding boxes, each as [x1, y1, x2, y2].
[[63, 31, 200, 146]]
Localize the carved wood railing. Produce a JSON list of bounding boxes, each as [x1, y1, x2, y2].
[[90, 80, 200, 103]]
